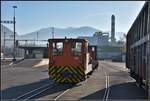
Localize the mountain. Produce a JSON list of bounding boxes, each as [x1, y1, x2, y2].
[[1, 24, 20, 47], [20, 26, 100, 40], [1, 25, 125, 45]]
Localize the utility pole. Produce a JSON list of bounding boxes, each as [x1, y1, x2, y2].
[[148, 1, 150, 100], [37, 32, 38, 41], [3, 32, 6, 59], [52, 27, 54, 39], [3, 32, 6, 52], [12, 5, 17, 62]]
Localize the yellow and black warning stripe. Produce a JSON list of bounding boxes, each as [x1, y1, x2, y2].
[[48, 65, 85, 83]]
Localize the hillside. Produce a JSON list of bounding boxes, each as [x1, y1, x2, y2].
[[19, 26, 100, 40]]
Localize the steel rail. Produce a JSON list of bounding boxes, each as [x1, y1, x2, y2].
[[100, 62, 110, 100], [14, 83, 55, 100], [25, 84, 56, 100], [53, 89, 70, 100]]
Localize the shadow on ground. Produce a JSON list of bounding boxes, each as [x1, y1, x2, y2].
[[81, 82, 148, 99], [1, 79, 148, 99], [1, 78, 50, 99], [1, 78, 75, 99]]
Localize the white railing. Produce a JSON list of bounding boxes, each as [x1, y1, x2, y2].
[[17, 40, 48, 47]]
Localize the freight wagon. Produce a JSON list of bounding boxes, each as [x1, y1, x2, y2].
[[126, 2, 150, 88], [48, 38, 98, 84]]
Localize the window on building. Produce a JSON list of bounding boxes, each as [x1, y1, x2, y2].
[[53, 42, 63, 55], [72, 42, 82, 56]]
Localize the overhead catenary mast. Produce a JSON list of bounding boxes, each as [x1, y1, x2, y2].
[[37, 32, 38, 41], [52, 27, 54, 39]]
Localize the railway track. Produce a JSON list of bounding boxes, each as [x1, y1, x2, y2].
[[12, 62, 117, 100], [103, 73, 110, 100], [13, 83, 56, 100], [53, 88, 70, 100], [13, 82, 73, 100], [101, 63, 110, 100]]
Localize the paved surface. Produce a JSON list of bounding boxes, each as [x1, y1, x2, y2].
[[1, 58, 23, 66], [100, 61, 148, 99], [1, 59, 51, 99], [1, 59, 148, 100], [51, 61, 147, 100]]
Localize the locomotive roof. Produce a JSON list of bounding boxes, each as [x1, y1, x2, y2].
[[48, 38, 88, 42]]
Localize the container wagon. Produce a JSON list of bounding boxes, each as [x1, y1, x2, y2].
[[126, 1, 150, 88], [48, 38, 98, 84]]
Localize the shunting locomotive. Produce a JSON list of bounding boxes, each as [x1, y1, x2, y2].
[[48, 38, 98, 84]]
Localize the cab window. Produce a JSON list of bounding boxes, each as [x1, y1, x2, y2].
[[53, 42, 63, 55], [92, 47, 95, 51], [72, 42, 82, 56]]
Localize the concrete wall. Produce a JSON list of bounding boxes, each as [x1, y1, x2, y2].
[[96, 45, 123, 60], [24, 48, 48, 59]]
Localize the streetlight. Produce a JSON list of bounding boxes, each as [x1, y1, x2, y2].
[[12, 5, 17, 62]]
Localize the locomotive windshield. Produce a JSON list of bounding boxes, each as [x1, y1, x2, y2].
[[52, 42, 63, 55], [72, 42, 82, 56], [92, 47, 95, 51]]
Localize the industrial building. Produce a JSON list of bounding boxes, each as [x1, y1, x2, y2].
[[78, 31, 109, 46], [78, 15, 125, 60]]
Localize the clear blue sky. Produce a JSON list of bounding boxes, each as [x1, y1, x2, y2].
[[1, 1, 145, 35]]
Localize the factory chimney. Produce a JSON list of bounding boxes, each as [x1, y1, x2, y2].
[[111, 15, 116, 44]]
